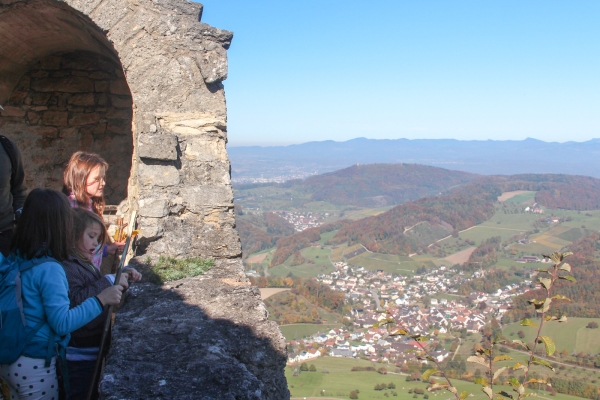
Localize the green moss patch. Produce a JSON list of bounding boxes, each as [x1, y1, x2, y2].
[[146, 256, 214, 284]]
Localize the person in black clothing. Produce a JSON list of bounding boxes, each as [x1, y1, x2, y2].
[[0, 110, 27, 256], [61, 208, 141, 399]]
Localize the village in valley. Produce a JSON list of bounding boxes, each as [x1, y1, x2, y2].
[[286, 260, 534, 367]]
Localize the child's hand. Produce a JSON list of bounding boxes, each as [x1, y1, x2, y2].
[[118, 274, 130, 289], [107, 242, 125, 255], [124, 268, 142, 282], [97, 285, 124, 306]]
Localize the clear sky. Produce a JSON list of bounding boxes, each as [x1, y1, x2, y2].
[[198, 1, 599, 146]]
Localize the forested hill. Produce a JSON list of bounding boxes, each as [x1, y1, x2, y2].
[[328, 174, 600, 256], [235, 163, 477, 208], [302, 164, 476, 207]]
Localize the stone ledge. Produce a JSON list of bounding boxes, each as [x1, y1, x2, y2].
[[99, 258, 289, 400]]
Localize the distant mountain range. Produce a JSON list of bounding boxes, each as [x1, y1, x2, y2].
[[228, 137, 600, 181]]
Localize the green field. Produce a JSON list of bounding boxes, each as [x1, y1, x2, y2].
[[505, 192, 537, 204], [269, 246, 335, 278], [503, 317, 600, 355], [287, 357, 589, 400], [280, 323, 343, 340]]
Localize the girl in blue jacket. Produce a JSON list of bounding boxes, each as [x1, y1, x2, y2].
[[0, 189, 123, 400]]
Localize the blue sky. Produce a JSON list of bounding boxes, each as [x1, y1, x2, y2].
[[198, 1, 599, 146]]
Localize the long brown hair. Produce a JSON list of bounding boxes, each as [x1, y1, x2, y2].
[[63, 151, 108, 217], [72, 208, 108, 255], [10, 189, 73, 262]]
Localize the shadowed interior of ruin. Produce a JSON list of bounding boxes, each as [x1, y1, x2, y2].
[[0, 1, 133, 204]]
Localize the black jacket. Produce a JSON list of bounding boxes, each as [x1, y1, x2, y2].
[[0, 136, 26, 232], [62, 256, 111, 348]]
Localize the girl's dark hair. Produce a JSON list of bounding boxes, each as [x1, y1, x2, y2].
[[10, 189, 73, 261], [72, 208, 108, 251]]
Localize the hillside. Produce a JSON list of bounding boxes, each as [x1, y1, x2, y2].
[[302, 163, 476, 207], [237, 212, 296, 257]]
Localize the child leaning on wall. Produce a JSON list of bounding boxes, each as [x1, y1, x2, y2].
[[61, 208, 141, 399], [0, 189, 123, 400]]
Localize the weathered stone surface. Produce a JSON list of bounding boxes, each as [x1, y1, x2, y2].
[[138, 197, 169, 218], [180, 185, 233, 213], [138, 163, 180, 187], [31, 77, 94, 93], [100, 259, 289, 400], [138, 133, 178, 161]]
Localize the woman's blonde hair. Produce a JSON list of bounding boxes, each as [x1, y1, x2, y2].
[[63, 151, 108, 217]]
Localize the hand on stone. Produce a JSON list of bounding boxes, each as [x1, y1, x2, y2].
[[124, 268, 142, 282], [97, 285, 124, 306]]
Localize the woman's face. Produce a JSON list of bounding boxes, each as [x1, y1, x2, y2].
[[86, 166, 105, 198], [77, 222, 103, 260]]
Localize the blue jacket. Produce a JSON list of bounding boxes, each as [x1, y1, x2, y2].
[[19, 257, 103, 359]]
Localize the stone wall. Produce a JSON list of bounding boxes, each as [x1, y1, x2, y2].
[[0, 0, 289, 398], [0, 51, 132, 203]]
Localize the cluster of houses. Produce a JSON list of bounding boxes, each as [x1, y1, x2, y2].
[[287, 261, 533, 365], [274, 211, 328, 231], [524, 203, 544, 214]]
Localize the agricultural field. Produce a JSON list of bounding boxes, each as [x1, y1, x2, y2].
[[279, 323, 343, 341], [503, 317, 600, 355], [347, 252, 434, 276], [268, 246, 335, 278], [286, 356, 588, 400]]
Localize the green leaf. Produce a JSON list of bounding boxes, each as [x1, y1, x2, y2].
[[508, 378, 521, 387], [532, 356, 555, 371], [459, 391, 470, 400], [520, 319, 538, 328], [559, 263, 571, 272], [536, 269, 549, 274], [493, 366, 508, 381], [493, 355, 512, 363], [527, 378, 547, 384], [482, 386, 494, 400], [551, 295, 571, 301], [559, 275, 577, 282], [474, 377, 489, 386], [545, 315, 557, 322], [467, 355, 489, 368], [549, 252, 562, 264], [563, 252, 573, 258], [539, 336, 556, 356], [373, 323, 380, 328], [538, 297, 552, 314], [415, 335, 429, 342], [390, 329, 408, 336], [538, 277, 552, 290], [422, 368, 438, 381]]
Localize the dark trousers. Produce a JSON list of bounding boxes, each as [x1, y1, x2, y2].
[[0, 228, 12, 256], [67, 360, 97, 400]]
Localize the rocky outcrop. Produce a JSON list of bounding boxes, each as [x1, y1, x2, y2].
[[100, 259, 289, 399]]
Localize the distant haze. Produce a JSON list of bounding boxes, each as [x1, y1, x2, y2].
[[228, 137, 600, 182]]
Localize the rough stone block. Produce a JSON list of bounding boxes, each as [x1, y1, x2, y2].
[[110, 95, 132, 108], [42, 111, 68, 126], [184, 137, 227, 162], [1, 106, 26, 117], [138, 198, 169, 218], [40, 55, 61, 70], [136, 216, 164, 240], [106, 108, 131, 120], [69, 112, 100, 126], [31, 77, 94, 93], [95, 81, 110, 92], [138, 163, 180, 187], [68, 93, 96, 106], [180, 185, 233, 213], [138, 134, 178, 161], [110, 79, 130, 95]]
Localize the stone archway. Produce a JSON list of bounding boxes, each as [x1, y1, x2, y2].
[[0, 0, 240, 259]]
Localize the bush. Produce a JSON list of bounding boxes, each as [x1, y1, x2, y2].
[[388, 382, 396, 389], [309, 364, 316, 372], [586, 321, 599, 329], [300, 362, 308, 371], [349, 390, 359, 399], [378, 367, 388, 375], [146, 256, 213, 284]]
